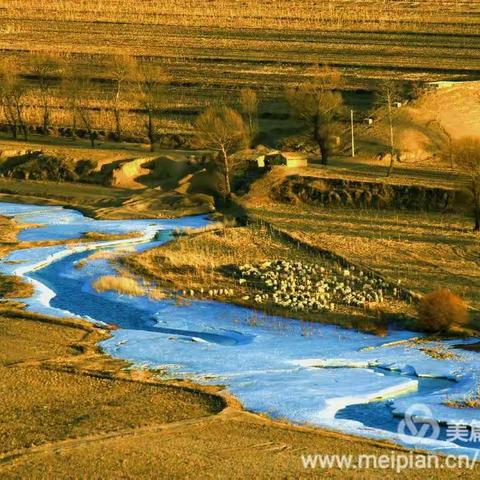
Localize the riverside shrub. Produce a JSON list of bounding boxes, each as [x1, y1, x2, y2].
[[417, 288, 468, 332]]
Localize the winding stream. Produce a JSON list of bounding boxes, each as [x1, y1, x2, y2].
[[1, 202, 480, 458]]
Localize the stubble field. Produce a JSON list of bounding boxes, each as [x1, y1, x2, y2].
[[0, 0, 479, 135]]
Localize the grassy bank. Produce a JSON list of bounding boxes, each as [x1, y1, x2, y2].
[[120, 224, 413, 334]]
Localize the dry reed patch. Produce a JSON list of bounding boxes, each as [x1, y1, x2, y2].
[[80, 231, 143, 242], [92, 275, 145, 296], [147, 287, 168, 300], [0, 215, 18, 247], [0, 275, 33, 299], [419, 345, 462, 361], [444, 390, 480, 409], [76, 247, 135, 267]]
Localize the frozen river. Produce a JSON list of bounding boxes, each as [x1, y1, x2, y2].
[[1, 202, 480, 458]]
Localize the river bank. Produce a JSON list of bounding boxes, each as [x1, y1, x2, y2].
[[1, 201, 480, 464], [2, 306, 464, 479], [120, 223, 416, 335]]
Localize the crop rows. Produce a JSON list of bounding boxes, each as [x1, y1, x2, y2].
[[0, 1, 478, 135], [1, 1, 479, 33]]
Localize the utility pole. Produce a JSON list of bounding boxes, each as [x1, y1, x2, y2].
[[350, 109, 355, 158]]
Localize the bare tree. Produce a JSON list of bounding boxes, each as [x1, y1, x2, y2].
[[30, 53, 60, 134], [0, 59, 29, 140], [239, 88, 258, 145], [106, 54, 136, 141], [133, 59, 169, 152], [286, 66, 344, 165], [0, 62, 19, 139], [376, 80, 402, 177], [61, 60, 84, 137], [76, 77, 98, 148], [195, 105, 248, 199], [451, 137, 480, 232]]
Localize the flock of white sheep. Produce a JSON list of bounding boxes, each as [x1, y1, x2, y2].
[[235, 259, 399, 312]]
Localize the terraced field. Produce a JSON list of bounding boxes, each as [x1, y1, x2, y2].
[[0, 0, 479, 120]]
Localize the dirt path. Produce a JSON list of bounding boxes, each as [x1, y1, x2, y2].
[[0, 411, 221, 468]]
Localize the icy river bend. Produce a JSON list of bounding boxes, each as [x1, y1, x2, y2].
[[1, 202, 480, 458]]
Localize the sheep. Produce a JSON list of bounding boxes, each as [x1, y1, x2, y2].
[[233, 258, 396, 313]]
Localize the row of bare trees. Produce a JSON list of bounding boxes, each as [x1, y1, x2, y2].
[[0, 57, 377, 170], [0, 53, 265, 157], [0, 55, 346, 163], [0, 54, 169, 150]]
